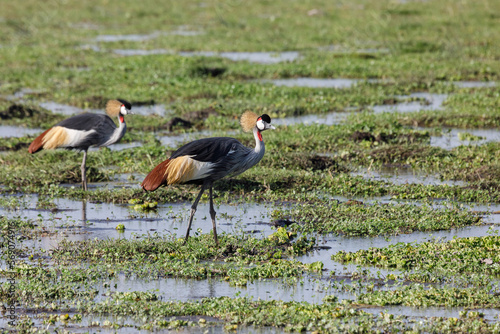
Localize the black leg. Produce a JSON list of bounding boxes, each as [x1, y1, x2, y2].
[[81, 150, 88, 191], [209, 185, 218, 246], [184, 182, 207, 244]]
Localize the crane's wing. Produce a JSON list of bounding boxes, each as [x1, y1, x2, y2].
[[171, 137, 243, 162], [142, 137, 252, 190], [29, 113, 117, 153], [57, 113, 116, 132]]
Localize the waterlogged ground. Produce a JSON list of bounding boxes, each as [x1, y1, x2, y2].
[[2, 0, 500, 333]]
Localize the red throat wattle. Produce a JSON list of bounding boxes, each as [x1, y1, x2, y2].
[[257, 131, 262, 141], [119, 115, 124, 123]]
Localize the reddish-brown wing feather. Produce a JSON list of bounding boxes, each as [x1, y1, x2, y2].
[[141, 159, 171, 191], [28, 128, 53, 154]]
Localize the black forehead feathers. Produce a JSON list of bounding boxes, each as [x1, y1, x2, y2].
[[260, 114, 271, 123], [117, 99, 132, 110]]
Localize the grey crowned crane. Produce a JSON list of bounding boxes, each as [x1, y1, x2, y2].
[[141, 111, 275, 245], [28, 99, 132, 191]]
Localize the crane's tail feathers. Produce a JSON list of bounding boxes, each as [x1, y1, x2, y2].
[[28, 128, 53, 154], [141, 159, 171, 191]]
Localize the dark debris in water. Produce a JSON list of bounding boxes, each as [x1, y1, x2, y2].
[[189, 65, 227, 77], [0, 104, 38, 119], [0, 141, 29, 151], [271, 219, 297, 227], [182, 106, 219, 122], [350, 131, 428, 144], [131, 99, 156, 106], [166, 117, 193, 131]]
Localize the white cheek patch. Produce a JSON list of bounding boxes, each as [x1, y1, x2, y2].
[[256, 119, 265, 130], [120, 105, 127, 115]]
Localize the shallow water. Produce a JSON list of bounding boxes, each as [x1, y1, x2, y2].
[[352, 166, 466, 187], [372, 93, 447, 114], [452, 81, 497, 88], [319, 45, 391, 55], [272, 111, 352, 126], [427, 127, 500, 150], [113, 49, 172, 56], [96, 32, 162, 42], [132, 104, 172, 116], [0, 125, 42, 138], [93, 274, 344, 305], [0, 315, 281, 334], [363, 305, 500, 322], [112, 50, 301, 63], [1, 194, 278, 250], [158, 130, 217, 148], [41, 98, 170, 118], [179, 51, 300, 64], [105, 141, 144, 151], [297, 220, 500, 276], [261, 78, 371, 89], [4, 88, 42, 101], [272, 92, 447, 127], [39, 101, 92, 116], [95, 29, 202, 43]]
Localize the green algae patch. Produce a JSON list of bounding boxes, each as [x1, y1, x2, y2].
[[357, 285, 500, 308], [19, 296, 500, 333], [47, 233, 316, 283], [333, 236, 500, 277], [276, 200, 481, 237]]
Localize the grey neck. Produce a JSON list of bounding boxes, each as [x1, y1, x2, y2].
[[102, 116, 126, 147], [253, 127, 264, 154]]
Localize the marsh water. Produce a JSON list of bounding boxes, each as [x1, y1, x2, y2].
[[2, 78, 500, 328]]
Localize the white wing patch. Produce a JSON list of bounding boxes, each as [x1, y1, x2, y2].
[[187, 158, 215, 181], [63, 129, 95, 147]]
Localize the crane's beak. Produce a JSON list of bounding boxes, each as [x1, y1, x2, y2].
[[127, 110, 134, 115]]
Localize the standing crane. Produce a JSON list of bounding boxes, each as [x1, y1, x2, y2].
[[141, 111, 275, 245], [28, 99, 132, 191]]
